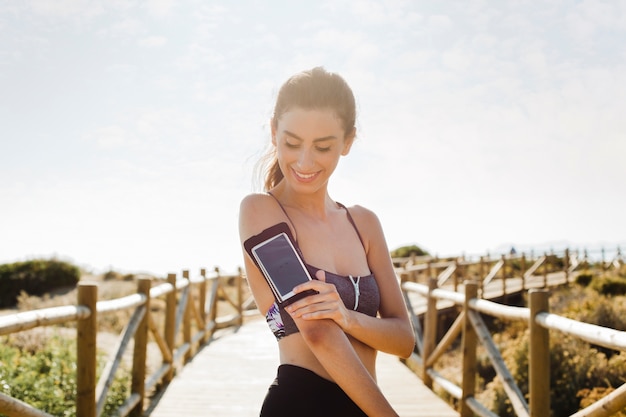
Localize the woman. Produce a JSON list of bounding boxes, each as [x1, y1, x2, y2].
[[239, 67, 415, 417]]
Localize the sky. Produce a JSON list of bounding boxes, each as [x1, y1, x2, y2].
[[1, 0, 625, 277]]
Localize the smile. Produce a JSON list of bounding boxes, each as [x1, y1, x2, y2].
[[292, 169, 319, 180]]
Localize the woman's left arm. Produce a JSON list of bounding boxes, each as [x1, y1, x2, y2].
[[288, 207, 415, 358]]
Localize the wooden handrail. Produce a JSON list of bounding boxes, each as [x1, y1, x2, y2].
[[399, 249, 626, 417], [0, 268, 248, 417], [0, 245, 622, 417]]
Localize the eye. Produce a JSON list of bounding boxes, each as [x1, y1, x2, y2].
[[284, 140, 300, 149], [316, 146, 331, 152]]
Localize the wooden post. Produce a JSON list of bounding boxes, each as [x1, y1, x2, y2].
[[501, 254, 507, 300], [529, 289, 550, 417], [479, 256, 485, 294], [199, 268, 208, 344], [427, 261, 433, 284], [211, 267, 220, 321], [542, 252, 548, 287], [182, 270, 192, 362], [422, 278, 438, 388], [77, 283, 98, 417], [600, 248, 607, 271], [453, 258, 459, 291], [564, 248, 570, 283], [237, 267, 244, 325], [130, 278, 151, 417], [164, 273, 177, 382], [521, 253, 527, 291], [460, 281, 478, 417]]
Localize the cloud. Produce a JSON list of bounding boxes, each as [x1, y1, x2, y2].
[[427, 14, 454, 33], [138, 35, 168, 47], [142, 0, 175, 18], [25, 0, 104, 21], [151, 75, 178, 90], [98, 16, 146, 38], [2, 0, 625, 273], [87, 125, 134, 150]]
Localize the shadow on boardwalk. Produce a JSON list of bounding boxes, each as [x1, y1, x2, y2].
[[144, 317, 458, 417]]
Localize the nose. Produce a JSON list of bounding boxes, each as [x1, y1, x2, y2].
[[296, 147, 314, 170]]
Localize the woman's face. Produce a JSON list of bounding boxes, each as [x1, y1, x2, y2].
[[272, 108, 354, 193]]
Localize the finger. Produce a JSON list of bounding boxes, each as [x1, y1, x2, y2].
[[287, 301, 334, 319], [315, 269, 326, 282], [286, 292, 342, 317], [285, 289, 326, 313], [293, 276, 329, 294]]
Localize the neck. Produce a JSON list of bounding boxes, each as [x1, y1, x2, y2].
[[271, 184, 334, 219]]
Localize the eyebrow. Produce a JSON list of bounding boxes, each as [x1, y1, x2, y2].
[[283, 130, 338, 142]]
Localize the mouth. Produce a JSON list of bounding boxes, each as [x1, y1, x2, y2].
[[292, 168, 319, 182]]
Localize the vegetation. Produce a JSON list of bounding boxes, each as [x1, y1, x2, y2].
[[0, 259, 80, 308], [0, 333, 130, 417], [0, 259, 238, 416], [0, 260, 142, 416], [483, 286, 626, 416], [434, 265, 626, 417], [390, 244, 430, 258]]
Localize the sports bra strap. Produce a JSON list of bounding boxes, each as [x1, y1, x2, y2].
[[267, 192, 366, 251], [267, 192, 298, 240], [336, 202, 367, 250]]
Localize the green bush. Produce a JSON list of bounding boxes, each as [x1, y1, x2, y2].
[[575, 272, 593, 286], [486, 283, 626, 417], [590, 275, 626, 296], [0, 259, 80, 308], [390, 244, 430, 258], [0, 334, 129, 417], [487, 332, 626, 417]]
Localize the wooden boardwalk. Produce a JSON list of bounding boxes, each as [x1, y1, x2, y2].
[[144, 271, 572, 417], [144, 317, 459, 417]]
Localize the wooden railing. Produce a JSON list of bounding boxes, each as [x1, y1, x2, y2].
[[0, 267, 253, 417], [0, 246, 622, 417], [397, 249, 626, 417]]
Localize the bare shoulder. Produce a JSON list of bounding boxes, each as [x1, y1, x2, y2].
[[240, 192, 271, 212], [344, 204, 382, 230], [343, 203, 387, 248], [239, 193, 285, 238]]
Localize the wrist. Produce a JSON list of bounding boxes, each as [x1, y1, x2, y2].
[[341, 309, 358, 333]]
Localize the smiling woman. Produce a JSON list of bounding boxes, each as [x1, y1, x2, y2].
[[258, 67, 357, 192], [271, 108, 354, 193], [239, 67, 414, 417]]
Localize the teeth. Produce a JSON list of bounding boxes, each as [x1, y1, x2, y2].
[[295, 171, 315, 179]]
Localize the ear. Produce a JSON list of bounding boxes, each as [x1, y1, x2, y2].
[[341, 127, 356, 156]]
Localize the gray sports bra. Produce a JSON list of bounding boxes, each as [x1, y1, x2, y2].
[[265, 193, 381, 341]]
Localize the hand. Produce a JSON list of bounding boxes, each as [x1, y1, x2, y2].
[[285, 270, 352, 330]]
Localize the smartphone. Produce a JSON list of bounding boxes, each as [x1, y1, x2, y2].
[[244, 222, 317, 306]]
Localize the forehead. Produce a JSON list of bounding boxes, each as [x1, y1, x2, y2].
[[276, 108, 344, 137]]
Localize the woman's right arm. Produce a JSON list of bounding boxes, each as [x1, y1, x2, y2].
[[238, 194, 281, 314]]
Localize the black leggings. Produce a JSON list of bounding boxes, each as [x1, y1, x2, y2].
[[260, 365, 368, 417]]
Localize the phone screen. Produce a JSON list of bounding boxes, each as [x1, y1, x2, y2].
[[252, 233, 312, 301]]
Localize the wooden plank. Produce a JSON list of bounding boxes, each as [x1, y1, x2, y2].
[[377, 352, 459, 416], [145, 318, 277, 417], [146, 317, 458, 417]]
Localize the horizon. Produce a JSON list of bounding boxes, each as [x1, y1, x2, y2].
[[1, 1, 625, 277]]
